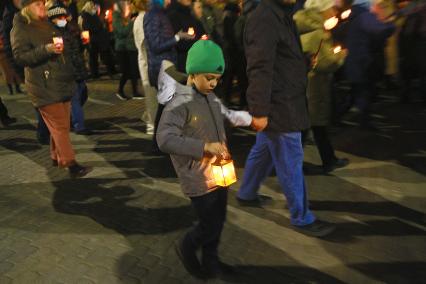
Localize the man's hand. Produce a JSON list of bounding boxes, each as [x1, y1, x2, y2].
[[176, 30, 195, 41], [251, 116, 268, 132], [204, 142, 230, 159]]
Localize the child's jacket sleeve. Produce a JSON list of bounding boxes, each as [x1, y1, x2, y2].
[[156, 99, 205, 160], [213, 97, 252, 127]]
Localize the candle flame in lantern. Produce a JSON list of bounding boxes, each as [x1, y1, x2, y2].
[[53, 37, 63, 45], [187, 27, 195, 36], [341, 9, 351, 20], [201, 34, 209, 40], [212, 159, 237, 187], [324, 16, 339, 30]]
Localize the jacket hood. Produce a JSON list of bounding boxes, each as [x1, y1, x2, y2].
[[293, 8, 323, 34]]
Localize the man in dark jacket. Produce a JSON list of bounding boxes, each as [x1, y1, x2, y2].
[[236, 0, 335, 237], [166, 0, 205, 72]]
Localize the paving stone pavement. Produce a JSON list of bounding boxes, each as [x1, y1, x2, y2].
[[0, 79, 425, 284]]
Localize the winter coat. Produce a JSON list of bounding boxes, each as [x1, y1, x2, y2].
[[0, 37, 22, 84], [112, 11, 136, 51], [0, 1, 23, 76], [11, 14, 76, 108], [80, 12, 110, 47], [167, 2, 205, 72], [133, 11, 149, 86], [157, 86, 252, 197], [294, 9, 346, 126], [55, 26, 89, 82], [342, 5, 395, 83], [144, 5, 178, 87], [201, 4, 224, 45], [244, 0, 310, 133]]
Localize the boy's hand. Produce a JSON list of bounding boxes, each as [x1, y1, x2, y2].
[[251, 116, 268, 132], [204, 142, 230, 159]]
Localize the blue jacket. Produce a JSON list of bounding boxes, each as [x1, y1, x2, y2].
[[343, 5, 395, 83], [143, 5, 177, 87]]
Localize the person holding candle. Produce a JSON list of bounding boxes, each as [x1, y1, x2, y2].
[[293, 0, 350, 173], [166, 0, 205, 72], [11, 0, 92, 178], [157, 40, 252, 278], [236, 0, 336, 237], [46, 2, 93, 136], [143, 0, 194, 153]]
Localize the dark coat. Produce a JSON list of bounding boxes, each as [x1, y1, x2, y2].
[[11, 14, 76, 108], [0, 1, 23, 76], [144, 5, 177, 87], [244, 0, 310, 133], [342, 5, 395, 83], [81, 12, 110, 47], [167, 2, 205, 72]]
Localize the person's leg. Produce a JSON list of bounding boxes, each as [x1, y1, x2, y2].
[[152, 103, 165, 152], [7, 84, 13, 95], [201, 188, 228, 270], [89, 44, 100, 78], [311, 126, 335, 167], [117, 51, 128, 95], [129, 51, 140, 96], [36, 109, 50, 144], [100, 46, 116, 75], [71, 82, 86, 132], [266, 132, 316, 226], [39, 102, 75, 167], [237, 132, 274, 201], [0, 97, 9, 121]]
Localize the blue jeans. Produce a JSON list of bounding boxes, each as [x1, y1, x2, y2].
[[238, 132, 316, 226], [71, 81, 88, 132]]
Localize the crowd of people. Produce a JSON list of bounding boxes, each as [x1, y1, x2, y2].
[[0, 0, 425, 280]]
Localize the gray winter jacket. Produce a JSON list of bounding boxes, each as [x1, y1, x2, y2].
[[157, 86, 251, 197]]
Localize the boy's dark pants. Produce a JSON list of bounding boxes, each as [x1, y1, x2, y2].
[[183, 187, 228, 267]]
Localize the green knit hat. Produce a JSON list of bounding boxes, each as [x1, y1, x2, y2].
[[186, 40, 225, 75]]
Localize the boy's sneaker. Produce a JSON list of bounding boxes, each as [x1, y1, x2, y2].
[[68, 163, 93, 179], [292, 220, 336, 238], [115, 92, 130, 101], [174, 239, 205, 279]]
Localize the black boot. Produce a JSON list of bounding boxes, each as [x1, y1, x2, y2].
[[7, 84, 13, 95], [68, 163, 93, 178], [15, 84, 23, 94]]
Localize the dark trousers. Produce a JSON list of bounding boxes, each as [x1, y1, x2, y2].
[[89, 42, 115, 77], [116, 50, 139, 95], [152, 103, 165, 151], [351, 82, 374, 126], [305, 126, 337, 167], [0, 97, 9, 122], [36, 109, 50, 143], [183, 188, 228, 265]]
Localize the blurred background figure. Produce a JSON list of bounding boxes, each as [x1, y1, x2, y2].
[[200, 0, 224, 45], [341, 0, 396, 130], [0, 34, 23, 95], [167, 0, 205, 72], [294, 0, 350, 174], [80, 1, 116, 79], [113, 0, 142, 100], [398, 0, 426, 103], [133, 0, 157, 134]]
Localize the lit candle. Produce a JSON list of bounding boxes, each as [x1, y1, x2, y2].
[[81, 30, 90, 44], [212, 159, 237, 187], [324, 16, 339, 30], [341, 9, 351, 20], [201, 34, 209, 40], [333, 45, 342, 54], [52, 36, 63, 48], [187, 27, 195, 36]]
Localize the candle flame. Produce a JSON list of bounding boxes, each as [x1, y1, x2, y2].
[[324, 16, 339, 30], [333, 45, 342, 54], [187, 27, 195, 36], [341, 9, 351, 20]]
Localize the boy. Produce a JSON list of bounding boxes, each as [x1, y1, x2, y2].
[[157, 40, 252, 278]]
